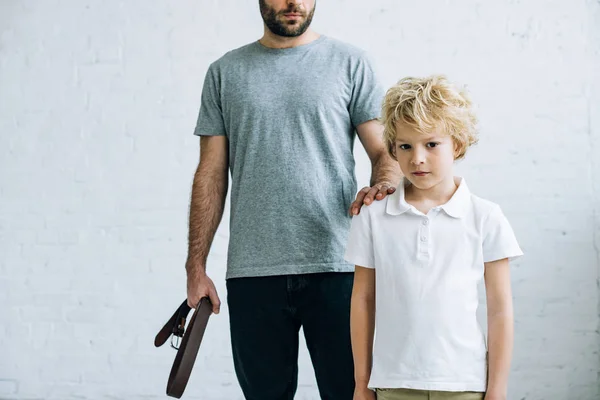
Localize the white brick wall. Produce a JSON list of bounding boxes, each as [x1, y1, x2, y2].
[[0, 1, 598, 399]]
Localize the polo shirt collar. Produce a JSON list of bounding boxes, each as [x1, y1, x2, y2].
[[385, 177, 471, 218], [385, 180, 412, 216], [440, 178, 471, 218]]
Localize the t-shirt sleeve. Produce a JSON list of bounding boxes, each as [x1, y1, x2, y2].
[[348, 53, 386, 128], [194, 63, 226, 137], [344, 209, 375, 269], [482, 205, 523, 263]]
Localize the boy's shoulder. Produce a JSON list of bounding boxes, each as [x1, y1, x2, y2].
[[353, 192, 405, 226], [467, 192, 502, 221], [357, 185, 505, 222], [349, 194, 390, 226]]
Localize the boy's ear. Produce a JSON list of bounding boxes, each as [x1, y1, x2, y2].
[[453, 140, 461, 159]]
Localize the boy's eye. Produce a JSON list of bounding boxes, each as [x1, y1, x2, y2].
[[398, 144, 411, 150], [426, 142, 439, 148]]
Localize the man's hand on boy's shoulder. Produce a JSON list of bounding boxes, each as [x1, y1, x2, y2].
[[349, 181, 396, 216]]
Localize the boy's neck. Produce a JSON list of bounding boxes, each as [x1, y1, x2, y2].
[[404, 176, 459, 214]]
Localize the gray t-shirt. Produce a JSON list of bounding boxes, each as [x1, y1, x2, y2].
[[195, 35, 385, 279]]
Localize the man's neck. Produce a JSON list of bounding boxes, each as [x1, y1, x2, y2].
[[259, 29, 320, 49]]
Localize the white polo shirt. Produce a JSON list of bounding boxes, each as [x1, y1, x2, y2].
[[344, 178, 523, 392]]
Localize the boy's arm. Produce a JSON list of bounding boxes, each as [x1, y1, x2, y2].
[[484, 258, 514, 400], [351, 120, 402, 215], [351, 266, 376, 394]]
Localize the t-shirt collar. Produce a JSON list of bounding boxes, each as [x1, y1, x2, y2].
[[385, 177, 471, 218]]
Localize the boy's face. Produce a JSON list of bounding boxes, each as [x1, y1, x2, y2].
[[394, 122, 457, 190]]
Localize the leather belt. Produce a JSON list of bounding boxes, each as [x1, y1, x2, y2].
[[155, 297, 212, 398]]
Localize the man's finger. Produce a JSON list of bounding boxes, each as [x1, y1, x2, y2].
[[387, 186, 396, 193], [187, 297, 196, 309], [362, 187, 379, 205], [188, 291, 204, 309], [350, 187, 370, 215], [375, 185, 390, 199], [209, 289, 221, 314]]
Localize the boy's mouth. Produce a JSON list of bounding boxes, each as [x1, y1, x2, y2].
[[412, 171, 430, 177]]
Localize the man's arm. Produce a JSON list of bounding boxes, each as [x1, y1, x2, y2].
[[350, 266, 376, 400], [186, 135, 229, 313], [350, 119, 402, 215], [484, 258, 514, 400]]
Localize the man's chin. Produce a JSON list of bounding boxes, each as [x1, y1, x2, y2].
[[280, 20, 302, 29], [278, 29, 304, 38]]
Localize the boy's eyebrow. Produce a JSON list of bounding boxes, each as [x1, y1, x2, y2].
[[395, 135, 442, 143]]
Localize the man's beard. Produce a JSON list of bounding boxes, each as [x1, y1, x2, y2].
[[259, 0, 315, 37]]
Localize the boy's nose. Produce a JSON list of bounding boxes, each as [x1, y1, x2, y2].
[[410, 150, 426, 165]]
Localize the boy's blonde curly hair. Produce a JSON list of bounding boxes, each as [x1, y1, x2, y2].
[[380, 75, 478, 160]]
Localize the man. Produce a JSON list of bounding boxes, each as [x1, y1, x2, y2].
[[186, 1, 401, 398]]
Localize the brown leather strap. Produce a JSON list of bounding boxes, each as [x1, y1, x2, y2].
[[155, 300, 190, 348], [155, 298, 212, 398]]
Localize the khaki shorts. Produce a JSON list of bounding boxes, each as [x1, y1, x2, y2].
[[376, 388, 484, 400]]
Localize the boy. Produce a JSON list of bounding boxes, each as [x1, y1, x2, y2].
[[345, 75, 523, 400]]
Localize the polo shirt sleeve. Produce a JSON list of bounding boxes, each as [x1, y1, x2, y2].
[[194, 63, 226, 137], [348, 53, 386, 128], [344, 208, 375, 269], [482, 205, 523, 263]]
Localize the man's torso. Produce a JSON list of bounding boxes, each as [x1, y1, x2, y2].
[[196, 36, 384, 278]]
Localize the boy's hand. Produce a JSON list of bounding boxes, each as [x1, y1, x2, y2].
[[349, 182, 396, 215], [353, 387, 376, 400]]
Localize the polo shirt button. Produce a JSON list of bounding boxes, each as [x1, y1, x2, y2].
[[422, 219, 429, 225], [420, 236, 427, 242]]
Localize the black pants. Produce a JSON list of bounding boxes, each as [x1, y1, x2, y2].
[[227, 272, 355, 400]]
